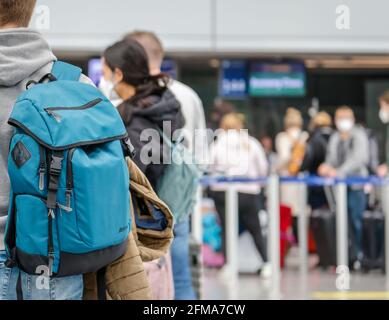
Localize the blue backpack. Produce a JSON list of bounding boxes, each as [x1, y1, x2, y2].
[[4, 61, 133, 277]]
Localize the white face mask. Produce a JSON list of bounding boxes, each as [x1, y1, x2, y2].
[[98, 77, 122, 106], [287, 127, 301, 140], [379, 109, 389, 124], [336, 119, 354, 133], [98, 76, 114, 98]]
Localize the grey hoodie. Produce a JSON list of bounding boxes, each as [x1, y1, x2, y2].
[[325, 125, 370, 178], [0, 28, 57, 250]]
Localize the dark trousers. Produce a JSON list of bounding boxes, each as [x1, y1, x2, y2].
[[347, 189, 366, 258], [210, 191, 268, 262]]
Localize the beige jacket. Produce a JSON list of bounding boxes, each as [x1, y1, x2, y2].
[[83, 158, 174, 300]]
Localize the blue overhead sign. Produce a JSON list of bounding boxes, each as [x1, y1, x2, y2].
[[219, 60, 248, 98]]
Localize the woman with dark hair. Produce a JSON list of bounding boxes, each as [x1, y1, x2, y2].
[[101, 39, 184, 189]]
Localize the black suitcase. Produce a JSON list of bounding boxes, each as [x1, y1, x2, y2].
[[310, 209, 337, 268], [361, 210, 385, 273], [310, 208, 359, 269]]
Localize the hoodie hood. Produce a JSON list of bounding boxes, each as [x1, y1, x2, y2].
[[0, 28, 56, 87], [129, 89, 184, 130]]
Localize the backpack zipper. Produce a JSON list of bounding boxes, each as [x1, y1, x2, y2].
[[38, 145, 46, 191], [66, 148, 76, 208], [45, 110, 62, 123], [44, 98, 103, 123]]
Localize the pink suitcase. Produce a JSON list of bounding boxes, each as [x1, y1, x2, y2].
[[202, 244, 225, 268]]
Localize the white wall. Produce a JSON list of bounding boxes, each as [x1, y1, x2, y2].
[[33, 0, 389, 54]]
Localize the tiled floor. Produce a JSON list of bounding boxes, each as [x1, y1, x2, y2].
[[202, 247, 389, 300]]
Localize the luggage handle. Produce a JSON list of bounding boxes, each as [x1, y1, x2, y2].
[[323, 185, 337, 213]]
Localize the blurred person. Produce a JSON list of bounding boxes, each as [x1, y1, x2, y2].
[[363, 127, 379, 176], [125, 31, 207, 159], [300, 111, 333, 209], [209, 99, 236, 131], [102, 39, 184, 300], [377, 91, 389, 177], [276, 108, 309, 241], [102, 39, 184, 190], [208, 113, 270, 277], [318, 106, 369, 265], [260, 135, 277, 174], [276, 108, 309, 176], [0, 0, 91, 300], [123, 31, 203, 300]]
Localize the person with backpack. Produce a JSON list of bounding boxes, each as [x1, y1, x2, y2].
[[0, 0, 123, 300], [300, 111, 333, 209], [101, 40, 187, 300], [125, 31, 207, 300], [276, 108, 309, 244], [318, 106, 369, 267], [102, 39, 184, 190]]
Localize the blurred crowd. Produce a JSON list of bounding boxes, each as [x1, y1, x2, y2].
[[206, 92, 389, 273]]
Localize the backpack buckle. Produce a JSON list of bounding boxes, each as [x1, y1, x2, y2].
[[122, 138, 136, 159], [50, 154, 63, 176], [47, 152, 64, 210], [5, 258, 16, 269]]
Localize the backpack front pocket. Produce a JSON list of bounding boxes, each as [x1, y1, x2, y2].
[[58, 140, 130, 252], [8, 135, 47, 197], [15, 195, 48, 256], [14, 195, 53, 274]]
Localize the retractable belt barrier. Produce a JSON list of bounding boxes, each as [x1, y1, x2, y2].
[[194, 175, 389, 299], [200, 175, 389, 186]]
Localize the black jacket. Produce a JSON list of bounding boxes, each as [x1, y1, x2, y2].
[[300, 127, 333, 209], [301, 127, 333, 175], [120, 89, 185, 189]]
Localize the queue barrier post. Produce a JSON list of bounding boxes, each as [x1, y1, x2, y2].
[[298, 180, 309, 276], [336, 182, 348, 269], [225, 185, 239, 283], [268, 174, 281, 299], [198, 175, 389, 297], [192, 185, 204, 244], [382, 183, 389, 285]]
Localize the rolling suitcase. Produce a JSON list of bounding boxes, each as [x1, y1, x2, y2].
[[361, 210, 385, 273], [310, 186, 358, 269], [310, 209, 337, 268], [280, 205, 293, 268], [311, 186, 337, 268]]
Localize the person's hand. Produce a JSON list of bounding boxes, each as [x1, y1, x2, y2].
[[326, 167, 338, 178], [318, 164, 330, 176], [318, 164, 337, 177], [377, 164, 388, 177]]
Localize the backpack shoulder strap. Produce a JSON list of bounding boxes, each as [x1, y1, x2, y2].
[[51, 61, 82, 81]]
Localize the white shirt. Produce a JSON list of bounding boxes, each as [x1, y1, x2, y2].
[[169, 80, 208, 166], [209, 131, 268, 194]]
